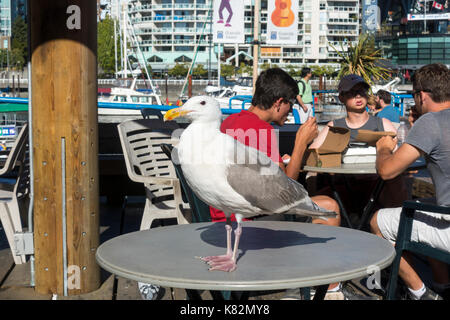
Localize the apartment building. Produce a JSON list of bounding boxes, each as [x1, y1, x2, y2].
[[127, 0, 360, 74]]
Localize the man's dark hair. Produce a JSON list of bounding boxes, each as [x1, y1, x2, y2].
[[376, 89, 391, 105], [412, 63, 450, 103], [251, 68, 299, 110], [301, 67, 312, 78]]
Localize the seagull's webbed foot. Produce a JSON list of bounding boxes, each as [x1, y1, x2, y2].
[[207, 258, 237, 272], [196, 219, 242, 273], [196, 254, 236, 271]]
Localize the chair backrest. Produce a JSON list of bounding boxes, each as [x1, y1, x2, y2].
[[160, 143, 211, 223], [387, 200, 450, 299], [117, 119, 179, 200], [141, 108, 164, 121]]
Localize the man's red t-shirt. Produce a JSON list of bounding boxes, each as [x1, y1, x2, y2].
[[209, 110, 283, 222]]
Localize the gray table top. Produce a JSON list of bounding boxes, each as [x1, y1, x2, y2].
[[96, 221, 395, 291], [303, 163, 377, 174]]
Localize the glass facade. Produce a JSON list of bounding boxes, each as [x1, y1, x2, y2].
[[0, 0, 12, 36], [0, 0, 26, 37], [375, 0, 450, 68], [389, 36, 450, 66]]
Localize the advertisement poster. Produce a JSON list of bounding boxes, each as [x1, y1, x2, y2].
[[362, 0, 380, 33], [213, 0, 245, 44], [266, 0, 298, 45]]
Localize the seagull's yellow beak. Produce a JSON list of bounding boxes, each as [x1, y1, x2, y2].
[[164, 107, 191, 121]]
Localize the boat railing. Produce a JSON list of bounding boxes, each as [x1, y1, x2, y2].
[[228, 95, 253, 109]]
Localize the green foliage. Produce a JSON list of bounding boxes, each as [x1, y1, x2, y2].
[[310, 65, 337, 77], [193, 64, 208, 78], [168, 63, 189, 78], [10, 16, 27, 69], [285, 65, 301, 78], [237, 62, 253, 77], [0, 49, 8, 69], [220, 64, 235, 78], [329, 34, 390, 85], [98, 17, 121, 76]]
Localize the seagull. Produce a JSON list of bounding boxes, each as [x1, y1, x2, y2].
[[164, 96, 336, 272]]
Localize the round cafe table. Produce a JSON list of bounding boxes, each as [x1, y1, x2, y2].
[[96, 221, 395, 298]]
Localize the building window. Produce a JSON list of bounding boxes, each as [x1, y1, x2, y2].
[[305, 24, 311, 34]]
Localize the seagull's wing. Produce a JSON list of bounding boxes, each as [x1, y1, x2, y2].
[[225, 141, 336, 218]]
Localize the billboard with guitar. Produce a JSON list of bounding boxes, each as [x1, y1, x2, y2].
[[267, 0, 299, 45]]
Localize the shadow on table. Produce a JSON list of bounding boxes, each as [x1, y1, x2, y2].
[[196, 222, 335, 262]]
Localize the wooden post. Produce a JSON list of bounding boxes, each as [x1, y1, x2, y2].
[[31, 0, 100, 295], [188, 74, 192, 98]]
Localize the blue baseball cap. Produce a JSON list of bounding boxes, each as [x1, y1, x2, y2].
[[338, 74, 370, 94]]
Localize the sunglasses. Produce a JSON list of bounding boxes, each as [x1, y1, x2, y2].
[[413, 89, 431, 96], [342, 88, 368, 98]]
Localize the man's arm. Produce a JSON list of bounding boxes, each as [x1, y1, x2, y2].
[[279, 117, 319, 180], [296, 94, 308, 113], [382, 118, 397, 133], [376, 136, 422, 180]]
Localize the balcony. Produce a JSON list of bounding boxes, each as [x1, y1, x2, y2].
[[327, 29, 358, 36], [327, 18, 358, 25]]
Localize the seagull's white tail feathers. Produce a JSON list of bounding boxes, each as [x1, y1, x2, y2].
[[288, 207, 337, 218], [288, 201, 337, 219]]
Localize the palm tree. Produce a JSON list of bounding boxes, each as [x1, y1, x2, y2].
[[329, 33, 390, 85]]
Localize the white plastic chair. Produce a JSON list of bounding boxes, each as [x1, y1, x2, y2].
[[0, 124, 29, 264], [117, 119, 189, 230]]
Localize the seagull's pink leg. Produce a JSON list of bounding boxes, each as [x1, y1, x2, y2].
[[196, 215, 242, 272], [199, 221, 233, 263], [206, 215, 243, 272]]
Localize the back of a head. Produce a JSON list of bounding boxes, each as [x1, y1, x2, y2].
[[412, 63, 450, 103], [252, 68, 299, 110], [376, 89, 391, 105]]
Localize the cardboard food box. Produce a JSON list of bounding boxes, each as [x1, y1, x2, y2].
[[304, 126, 350, 168], [355, 129, 396, 146]]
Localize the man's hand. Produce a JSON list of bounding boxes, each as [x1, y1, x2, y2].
[[296, 95, 308, 112], [408, 107, 419, 128], [296, 117, 318, 146], [376, 135, 397, 153]]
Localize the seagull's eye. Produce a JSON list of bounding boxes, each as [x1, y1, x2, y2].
[[200, 101, 206, 105]]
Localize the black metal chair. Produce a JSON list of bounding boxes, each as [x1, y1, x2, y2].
[[140, 108, 164, 121], [386, 200, 450, 299], [160, 143, 211, 223]]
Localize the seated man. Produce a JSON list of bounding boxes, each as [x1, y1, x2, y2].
[[311, 74, 405, 214], [212, 68, 340, 226], [370, 63, 450, 300], [375, 89, 400, 124]]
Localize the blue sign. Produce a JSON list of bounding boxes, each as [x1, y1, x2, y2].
[[0, 126, 17, 137]]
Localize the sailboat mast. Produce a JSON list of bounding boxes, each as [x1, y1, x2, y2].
[[122, 2, 128, 79], [253, 0, 260, 93], [114, 0, 118, 79]]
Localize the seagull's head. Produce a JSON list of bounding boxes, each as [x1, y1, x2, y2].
[[164, 96, 222, 123]]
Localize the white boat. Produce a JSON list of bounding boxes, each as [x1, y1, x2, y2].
[[205, 77, 254, 109], [371, 77, 407, 94], [98, 78, 163, 117]]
